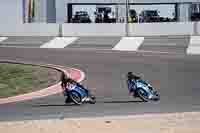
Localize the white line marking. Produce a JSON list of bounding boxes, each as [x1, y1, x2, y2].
[[189, 36, 200, 46], [0, 37, 8, 42], [112, 37, 144, 51], [40, 37, 78, 48], [187, 46, 200, 55], [187, 36, 200, 55]]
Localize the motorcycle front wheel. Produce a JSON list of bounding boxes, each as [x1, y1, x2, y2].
[[137, 88, 149, 102], [152, 92, 160, 101]]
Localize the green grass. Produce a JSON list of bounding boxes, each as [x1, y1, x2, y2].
[[0, 63, 60, 98]]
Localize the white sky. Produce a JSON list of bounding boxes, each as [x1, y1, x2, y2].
[[73, 4, 175, 22]]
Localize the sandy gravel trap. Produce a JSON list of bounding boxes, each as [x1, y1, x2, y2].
[[0, 112, 200, 133]]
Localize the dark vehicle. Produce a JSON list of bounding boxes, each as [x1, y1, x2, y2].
[[94, 7, 116, 23], [139, 10, 160, 23], [191, 4, 200, 21], [191, 13, 200, 21], [71, 11, 92, 23], [129, 9, 138, 23]]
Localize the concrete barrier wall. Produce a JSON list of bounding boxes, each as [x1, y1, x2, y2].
[[1, 22, 200, 36], [0, 24, 59, 36], [62, 23, 126, 36], [193, 22, 200, 35], [62, 22, 197, 37], [128, 22, 194, 36]]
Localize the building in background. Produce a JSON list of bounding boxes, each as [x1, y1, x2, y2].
[[28, 0, 35, 23], [24, 0, 56, 23], [191, 3, 200, 21], [0, 0, 23, 24], [46, 0, 200, 23], [1, 0, 200, 24]]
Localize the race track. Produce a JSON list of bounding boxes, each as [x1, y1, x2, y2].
[[0, 47, 200, 121]]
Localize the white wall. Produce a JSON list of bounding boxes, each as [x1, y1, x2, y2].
[[64, 0, 200, 3], [0, 24, 59, 36], [0, 0, 23, 24], [1, 22, 200, 36], [61, 22, 200, 36], [128, 22, 194, 36], [35, 0, 47, 23], [177, 3, 190, 22], [56, 0, 66, 23], [62, 23, 126, 36]]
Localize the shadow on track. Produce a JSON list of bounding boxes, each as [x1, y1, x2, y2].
[[32, 103, 78, 107], [103, 100, 143, 104], [32, 100, 144, 108]]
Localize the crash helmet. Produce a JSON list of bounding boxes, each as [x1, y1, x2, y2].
[[127, 72, 134, 79], [127, 72, 140, 80]]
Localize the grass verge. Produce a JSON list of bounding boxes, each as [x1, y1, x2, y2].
[[0, 63, 60, 98]]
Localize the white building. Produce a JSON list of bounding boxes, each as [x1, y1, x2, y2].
[[33, 0, 200, 23], [1, 0, 200, 24], [0, 0, 24, 24]]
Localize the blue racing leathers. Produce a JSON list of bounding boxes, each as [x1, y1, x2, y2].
[[127, 79, 137, 93]]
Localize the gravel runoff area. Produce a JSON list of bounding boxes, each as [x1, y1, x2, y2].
[[0, 112, 200, 133]]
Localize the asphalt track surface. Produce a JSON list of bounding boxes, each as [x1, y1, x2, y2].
[[139, 36, 190, 54], [0, 47, 200, 121], [0, 36, 190, 54]]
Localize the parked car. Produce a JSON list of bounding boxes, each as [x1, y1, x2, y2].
[[94, 7, 116, 23], [191, 13, 200, 21], [129, 9, 138, 23], [71, 11, 92, 23], [139, 10, 160, 23]]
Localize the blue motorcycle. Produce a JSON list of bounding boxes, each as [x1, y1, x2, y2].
[[64, 83, 96, 105], [127, 78, 160, 102]]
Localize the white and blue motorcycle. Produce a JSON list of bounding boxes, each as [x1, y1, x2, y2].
[[127, 76, 160, 102], [64, 83, 96, 105]]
